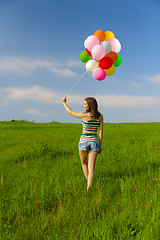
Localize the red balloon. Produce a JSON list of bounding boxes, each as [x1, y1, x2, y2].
[[99, 57, 113, 70], [86, 48, 92, 57]]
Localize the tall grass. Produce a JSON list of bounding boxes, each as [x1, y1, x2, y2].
[[0, 121, 160, 239]]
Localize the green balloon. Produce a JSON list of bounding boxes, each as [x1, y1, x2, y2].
[[80, 50, 91, 63], [113, 55, 122, 67]]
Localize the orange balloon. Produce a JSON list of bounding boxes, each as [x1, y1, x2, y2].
[[106, 51, 118, 63], [94, 30, 105, 43]]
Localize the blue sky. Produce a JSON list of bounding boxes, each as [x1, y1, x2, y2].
[[0, 0, 160, 123]]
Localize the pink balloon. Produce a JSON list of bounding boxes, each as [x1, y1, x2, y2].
[[108, 38, 121, 53], [93, 68, 106, 81], [85, 35, 99, 52], [92, 45, 105, 61]]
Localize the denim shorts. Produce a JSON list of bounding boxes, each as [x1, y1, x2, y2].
[[78, 141, 100, 151]]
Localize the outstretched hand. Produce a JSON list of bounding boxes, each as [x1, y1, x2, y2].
[[62, 96, 67, 104]]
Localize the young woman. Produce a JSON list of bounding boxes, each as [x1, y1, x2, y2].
[[62, 96, 103, 191]]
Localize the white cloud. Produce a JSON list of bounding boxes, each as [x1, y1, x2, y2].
[[0, 57, 77, 77], [145, 74, 160, 84], [95, 94, 160, 108], [50, 67, 76, 76], [5, 85, 63, 103], [0, 57, 36, 73], [66, 60, 82, 68], [4, 85, 160, 108], [25, 108, 47, 116]]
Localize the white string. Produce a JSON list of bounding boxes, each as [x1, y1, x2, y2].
[[65, 70, 87, 96]]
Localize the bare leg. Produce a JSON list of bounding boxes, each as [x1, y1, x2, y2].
[[87, 151, 99, 191], [79, 149, 88, 180]]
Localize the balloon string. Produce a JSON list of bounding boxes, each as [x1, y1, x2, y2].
[[65, 70, 87, 96]]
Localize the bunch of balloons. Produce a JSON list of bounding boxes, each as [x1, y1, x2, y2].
[[80, 29, 122, 81]]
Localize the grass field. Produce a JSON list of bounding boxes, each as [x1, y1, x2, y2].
[[0, 120, 160, 239]]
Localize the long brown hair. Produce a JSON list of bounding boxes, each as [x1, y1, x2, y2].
[[85, 97, 100, 119]]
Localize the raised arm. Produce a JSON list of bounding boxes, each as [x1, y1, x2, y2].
[[62, 96, 87, 119]]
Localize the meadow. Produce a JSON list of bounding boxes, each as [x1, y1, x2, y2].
[[0, 120, 160, 239]]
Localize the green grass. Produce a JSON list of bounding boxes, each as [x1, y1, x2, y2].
[[0, 120, 160, 239]]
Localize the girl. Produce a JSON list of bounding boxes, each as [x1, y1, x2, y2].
[[62, 96, 103, 190]]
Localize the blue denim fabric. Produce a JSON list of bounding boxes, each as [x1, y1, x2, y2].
[[78, 141, 100, 151]]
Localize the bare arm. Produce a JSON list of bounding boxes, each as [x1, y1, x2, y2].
[[62, 96, 87, 119], [99, 115, 103, 153]]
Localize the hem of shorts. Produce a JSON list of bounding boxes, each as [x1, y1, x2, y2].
[[78, 147, 88, 151], [78, 146, 100, 151]]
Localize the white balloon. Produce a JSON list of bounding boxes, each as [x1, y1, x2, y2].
[[86, 60, 98, 73], [100, 41, 111, 54]]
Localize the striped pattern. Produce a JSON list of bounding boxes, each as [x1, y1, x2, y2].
[[79, 113, 100, 144]]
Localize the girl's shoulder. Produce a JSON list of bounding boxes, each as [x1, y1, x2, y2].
[[82, 112, 90, 121], [89, 112, 103, 122], [83, 112, 103, 122], [97, 113, 103, 122]]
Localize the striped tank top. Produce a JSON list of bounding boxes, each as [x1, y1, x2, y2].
[[79, 113, 101, 144]]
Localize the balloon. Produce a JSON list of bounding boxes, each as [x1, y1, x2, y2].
[[86, 60, 98, 72], [105, 65, 115, 76], [92, 45, 105, 61], [93, 68, 106, 81], [94, 30, 106, 43], [113, 55, 122, 67], [86, 48, 92, 56], [108, 38, 121, 53], [105, 31, 115, 41], [80, 29, 122, 81], [99, 56, 113, 70], [85, 35, 99, 52], [100, 41, 111, 55], [106, 51, 118, 63], [80, 50, 92, 63]]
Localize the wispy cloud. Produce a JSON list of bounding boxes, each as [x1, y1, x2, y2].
[[4, 85, 160, 108], [24, 108, 47, 116], [66, 60, 82, 68], [95, 95, 160, 108], [145, 74, 160, 84], [0, 57, 78, 77], [49, 67, 76, 76], [5, 85, 63, 103]]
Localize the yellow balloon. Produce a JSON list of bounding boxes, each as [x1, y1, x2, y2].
[[105, 65, 115, 76], [105, 31, 115, 41]]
